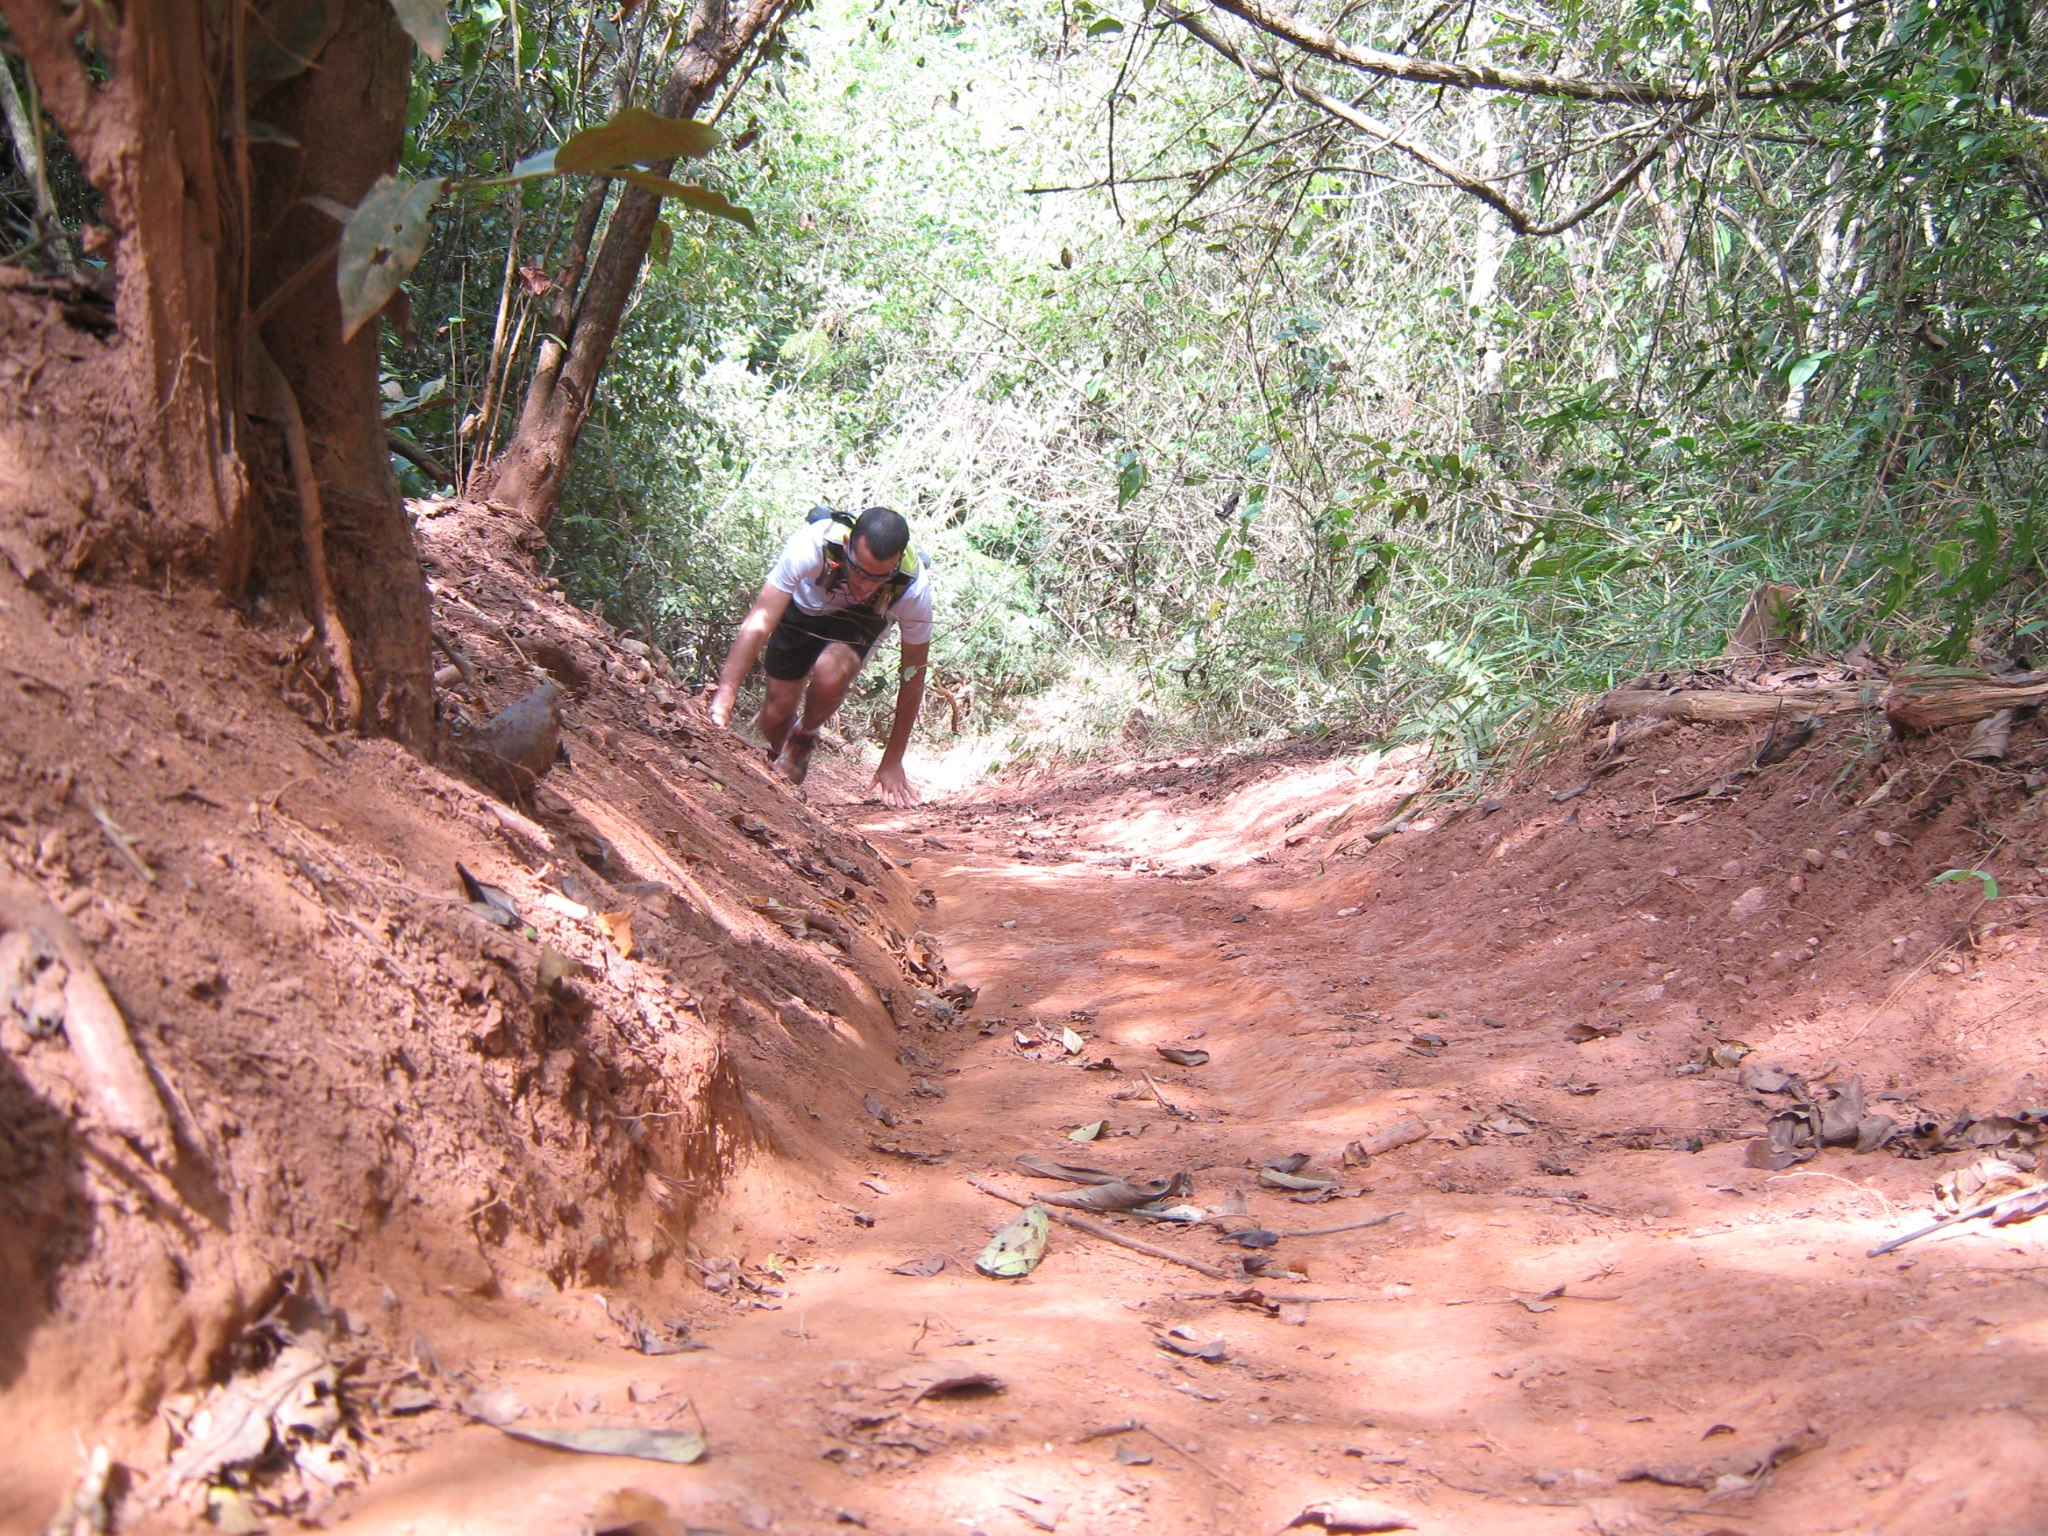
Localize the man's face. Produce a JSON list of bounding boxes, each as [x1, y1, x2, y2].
[[843, 535, 900, 598]]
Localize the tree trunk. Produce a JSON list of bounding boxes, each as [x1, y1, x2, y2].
[[3, 0, 246, 567], [488, 0, 797, 530], [0, 0, 433, 749], [247, 2, 433, 743]]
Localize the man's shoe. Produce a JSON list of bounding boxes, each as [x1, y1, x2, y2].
[[775, 729, 818, 785]]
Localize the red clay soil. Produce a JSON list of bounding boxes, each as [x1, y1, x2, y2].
[[7, 495, 2048, 1536]]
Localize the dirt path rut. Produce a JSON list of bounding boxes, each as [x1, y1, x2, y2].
[[337, 754, 2048, 1536]]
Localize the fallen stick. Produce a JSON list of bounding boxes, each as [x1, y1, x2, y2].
[[1071, 1418, 1243, 1493], [968, 1176, 1233, 1279], [1280, 1211, 1401, 1239], [1138, 1069, 1191, 1120], [1866, 1187, 2048, 1257], [0, 876, 174, 1161]]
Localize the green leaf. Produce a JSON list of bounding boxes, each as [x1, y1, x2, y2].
[[508, 148, 560, 181], [975, 1203, 1049, 1278], [1931, 868, 1999, 899], [388, 0, 450, 59], [614, 170, 757, 231], [1086, 15, 1124, 32], [337, 175, 446, 343], [1786, 352, 1829, 391], [556, 106, 720, 175], [488, 1423, 706, 1464], [1116, 448, 1147, 508]]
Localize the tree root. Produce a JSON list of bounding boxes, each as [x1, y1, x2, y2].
[[0, 874, 175, 1162], [251, 335, 363, 730]]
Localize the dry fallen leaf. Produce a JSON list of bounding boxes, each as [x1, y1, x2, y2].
[[1566, 1021, 1624, 1043], [1344, 1118, 1430, 1162], [883, 1364, 1006, 1404], [976, 1204, 1050, 1278], [1155, 1325, 1226, 1362], [1284, 1497, 1417, 1532], [596, 909, 635, 959], [490, 1422, 707, 1464]]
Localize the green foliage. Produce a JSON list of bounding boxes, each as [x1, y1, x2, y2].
[[382, 0, 2048, 773], [1931, 869, 2000, 900]]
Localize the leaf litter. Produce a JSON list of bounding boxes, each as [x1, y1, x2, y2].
[[489, 1423, 708, 1465], [1283, 1497, 1417, 1532], [975, 1203, 1050, 1277]]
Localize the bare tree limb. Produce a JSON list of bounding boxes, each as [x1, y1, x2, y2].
[[1191, 0, 1836, 104], [386, 429, 455, 486], [1173, 11, 1710, 237]]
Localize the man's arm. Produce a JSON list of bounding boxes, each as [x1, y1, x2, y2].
[[708, 581, 793, 727], [872, 638, 928, 808]]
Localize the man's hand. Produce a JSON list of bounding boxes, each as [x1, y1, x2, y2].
[[872, 759, 919, 808], [708, 685, 735, 729]]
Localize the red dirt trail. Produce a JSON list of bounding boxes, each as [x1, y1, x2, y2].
[[334, 730, 2048, 1536], [5, 496, 2048, 1536]]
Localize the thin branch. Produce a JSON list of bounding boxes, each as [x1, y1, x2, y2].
[[1174, 10, 1710, 237], [1190, 0, 1838, 104]]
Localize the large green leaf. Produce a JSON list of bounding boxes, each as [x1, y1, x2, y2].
[[614, 170, 757, 232], [556, 107, 720, 174], [508, 148, 560, 181], [337, 175, 446, 342], [388, 0, 450, 59]]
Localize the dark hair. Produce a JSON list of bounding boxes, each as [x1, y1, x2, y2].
[[850, 505, 909, 562]]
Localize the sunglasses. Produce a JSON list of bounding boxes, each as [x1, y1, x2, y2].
[[843, 551, 899, 582]]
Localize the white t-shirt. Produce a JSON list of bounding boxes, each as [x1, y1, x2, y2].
[[765, 520, 935, 646]]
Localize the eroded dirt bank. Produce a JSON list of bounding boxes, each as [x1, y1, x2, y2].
[[7, 493, 2048, 1535], [0, 501, 947, 1531]]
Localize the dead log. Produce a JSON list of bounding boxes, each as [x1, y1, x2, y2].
[[1884, 673, 2048, 733], [1593, 686, 1869, 723]]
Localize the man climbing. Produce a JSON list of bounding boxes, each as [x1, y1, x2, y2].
[[708, 505, 933, 807]]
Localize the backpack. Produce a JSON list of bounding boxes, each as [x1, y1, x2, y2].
[[806, 505, 921, 612]]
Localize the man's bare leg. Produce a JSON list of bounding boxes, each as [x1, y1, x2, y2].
[[775, 642, 865, 785], [757, 674, 807, 758]]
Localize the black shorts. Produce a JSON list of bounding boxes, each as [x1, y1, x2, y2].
[[763, 604, 889, 681]]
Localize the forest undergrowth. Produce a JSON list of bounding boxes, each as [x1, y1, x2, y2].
[[365, 0, 2048, 776]]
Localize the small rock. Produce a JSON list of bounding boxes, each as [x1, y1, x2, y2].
[[1730, 885, 1770, 920]]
